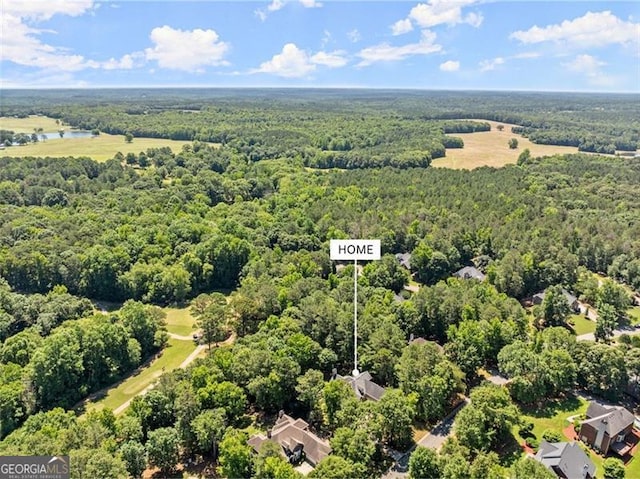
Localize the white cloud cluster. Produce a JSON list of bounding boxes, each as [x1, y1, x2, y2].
[[440, 60, 460, 72], [511, 11, 640, 49], [256, 0, 322, 21], [358, 29, 442, 67], [0, 0, 138, 73], [479, 56, 505, 72], [391, 0, 483, 35], [254, 44, 347, 78], [144, 26, 230, 72]]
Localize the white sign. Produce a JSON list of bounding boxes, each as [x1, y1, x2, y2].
[[330, 239, 381, 261]]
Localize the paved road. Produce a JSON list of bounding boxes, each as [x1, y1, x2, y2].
[[417, 397, 470, 450], [577, 324, 640, 342]]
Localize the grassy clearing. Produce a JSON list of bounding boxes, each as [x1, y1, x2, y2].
[[569, 314, 596, 335], [0, 115, 61, 133], [162, 305, 197, 337], [2, 133, 194, 162], [432, 120, 579, 170], [84, 337, 198, 414], [629, 307, 640, 325]]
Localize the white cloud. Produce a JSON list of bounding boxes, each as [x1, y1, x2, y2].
[[299, 0, 322, 8], [3, 0, 95, 21], [510, 11, 640, 49], [440, 60, 460, 71], [255, 43, 316, 77], [392, 19, 414, 36], [144, 26, 230, 72], [357, 30, 442, 67], [564, 54, 618, 87], [268, 0, 285, 12], [347, 29, 361, 43], [311, 50, 348, 68], [479, 57, 505, 72], [0, 1, 136, 73], [391, 0, 483, 35]]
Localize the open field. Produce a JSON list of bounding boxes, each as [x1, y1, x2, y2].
[[433, 120, 580, 170], [1, 133, 194, 162], [0, 115, 62, 133], [83, 337, 199, 414], [163, 305, 197, 337]]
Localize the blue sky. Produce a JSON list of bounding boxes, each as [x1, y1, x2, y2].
[[1, 1, 639, 91]]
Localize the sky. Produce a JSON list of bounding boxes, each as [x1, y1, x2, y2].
[[1, 0, 639, 92]]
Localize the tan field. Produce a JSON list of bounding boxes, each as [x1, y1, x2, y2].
[[432, 120, 580, 170], [0, 115, 198, 162]]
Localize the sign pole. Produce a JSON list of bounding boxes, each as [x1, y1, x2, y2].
[[353, 259, 359, 377], [329, 239, 381, 378]]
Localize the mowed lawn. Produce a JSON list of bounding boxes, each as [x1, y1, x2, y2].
[[84, 337, 198, 414], [432, 120, 580, 170], [569, 314, 596, 335], [163, 305, 197, 337], [0, 115, 61, 132]]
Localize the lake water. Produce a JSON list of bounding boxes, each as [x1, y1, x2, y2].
[[41, 130, 93, 140]]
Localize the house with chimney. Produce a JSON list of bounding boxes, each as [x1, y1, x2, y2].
[[334, 370, 386, 402], [579, 401, 635, 456], [247, 411, 331, 467]]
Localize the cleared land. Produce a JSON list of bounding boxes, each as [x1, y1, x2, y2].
[[0, 116, 197, 161], [0, 115, 61, 132], [433, 120, 579, 170], [83, 337, 199, 414], [570, 314, 596, 336], [164, 305, 197, 337]]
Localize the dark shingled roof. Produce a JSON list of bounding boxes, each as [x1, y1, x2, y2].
[[583, 402, 635, 438], [338, 371, 386, 402], [535, 441, 596, 479], [248, 414, 331, 467]]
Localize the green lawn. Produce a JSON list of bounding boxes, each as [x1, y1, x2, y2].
[[162, 305, 197, 337], [83, 337, 198, 414], [628, 307, 640, 325], [569, 314, 596, 335]]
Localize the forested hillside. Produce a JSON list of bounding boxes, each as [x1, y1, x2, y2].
[[1, 90, 639, 478]]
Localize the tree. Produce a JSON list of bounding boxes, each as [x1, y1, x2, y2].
[[330, 427, 376, 466], [510, 457, 555, 479], [603, 457, 625, 479], [218, 430, 253, 479], [455, 385, 518, 452], [59, 129, 65, 138], [120, 441, 146, 478], [191, 408, 226, 457], [409, 447, 440, 479], [146, 427, 180, 475], [595, 303, 617, 342], [539, 285, 571, 328], [295, 369, 325, 422], [377, 389, 417, 449], [41, 188, 69, 207], [255, 456, 302, 479], [309, 456, 366, 479], [125, 132, 133, 143], [191, 293, 227, 349], [508, 138, 519, 149]]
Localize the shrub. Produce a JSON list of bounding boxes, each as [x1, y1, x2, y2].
[[519, 420, 534, 438], [542, 429, 562, 443]]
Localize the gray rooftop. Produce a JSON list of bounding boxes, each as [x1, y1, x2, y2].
[[583, 402, 635, 438], [453, 266, 486, 281], [535, 441, 595, 479]]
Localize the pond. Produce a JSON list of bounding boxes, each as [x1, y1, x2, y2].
[[41, 130, 94, 140]]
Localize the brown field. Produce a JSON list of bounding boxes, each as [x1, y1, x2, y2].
[[432, 120, 579, 170]]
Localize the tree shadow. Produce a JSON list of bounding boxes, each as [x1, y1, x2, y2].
[[496, 432, 526, 467]]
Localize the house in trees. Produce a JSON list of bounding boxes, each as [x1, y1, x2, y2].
[[334, 370, 386, 402], [532, 289, 580, 312], [248, 411, 331, 467], [579, 402, 635, 455], [395, 252, 412, 270], [453, 266, 486, 281], [534, 440, 596, 479]]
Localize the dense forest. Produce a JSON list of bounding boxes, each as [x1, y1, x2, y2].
[[0, 90, 639, 478]]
